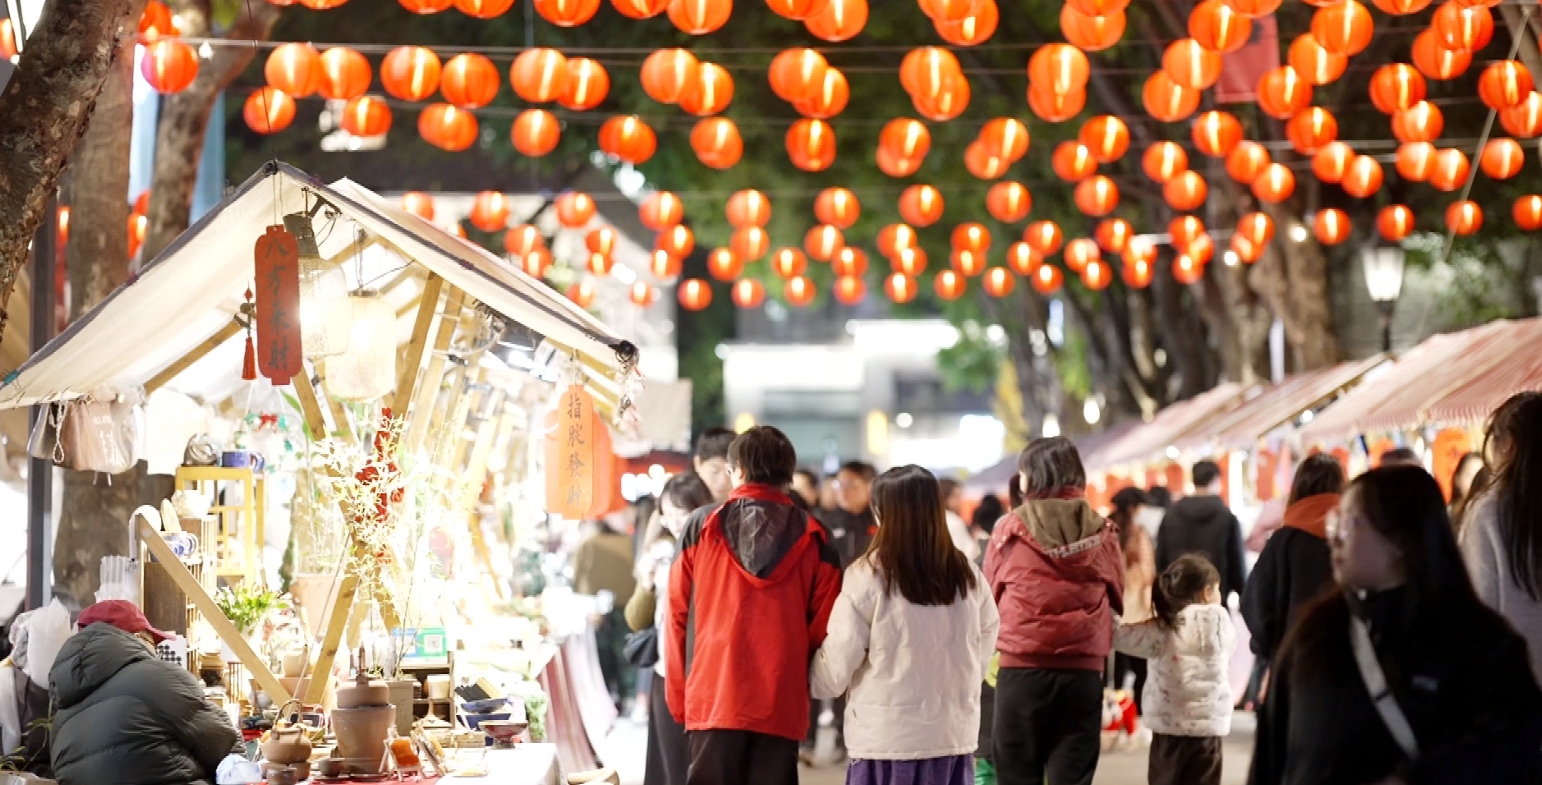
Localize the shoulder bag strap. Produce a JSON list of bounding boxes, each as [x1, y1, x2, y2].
[[1350, 615, 1421, 759]]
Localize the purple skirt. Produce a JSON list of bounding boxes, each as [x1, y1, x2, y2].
[[847, 755, 974, 785]]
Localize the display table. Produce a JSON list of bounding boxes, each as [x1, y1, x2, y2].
[[436, 744, 562, 785]]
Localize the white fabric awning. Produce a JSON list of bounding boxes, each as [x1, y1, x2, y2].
[[0, 162, 639, 410]]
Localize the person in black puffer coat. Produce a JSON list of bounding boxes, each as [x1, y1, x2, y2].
[[1156, 461, 1247, 604], [1242, 454, 1345, 666], [50, 601, 240, 785]]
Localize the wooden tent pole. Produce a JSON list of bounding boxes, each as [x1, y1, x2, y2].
[[144, 319, 243, 395], [405, 288, 465, 455], [393, 274, 444, 418]]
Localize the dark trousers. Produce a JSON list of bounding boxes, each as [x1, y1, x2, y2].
[[1112, 653, 1148, 713], [687, 729, 799, 785], [993, 668, 1103, 785], [1148, 734, 1222, 785], [978, 681, 995, 764], [645, 678, 688, 785], [596, 607, 635, 705], [803, 695, 846, 751]]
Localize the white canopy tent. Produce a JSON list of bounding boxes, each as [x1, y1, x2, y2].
[[0, 161, 640, 413]]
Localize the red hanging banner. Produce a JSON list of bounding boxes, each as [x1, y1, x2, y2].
[[253, 225, 303, 386], [546, 385, 596, 519], [1432, 428, 1473, 501], [1216, 15, 1281, 104]]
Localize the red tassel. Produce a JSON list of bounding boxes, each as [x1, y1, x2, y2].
[[242, 333, 257, 381]]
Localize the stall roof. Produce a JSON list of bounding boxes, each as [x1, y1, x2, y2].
[[1083, 383, 1246, 472], [0, 162, 639, 411], [1297, 319, 1541, 444], [963, 420, 1140, 494], [1171, 357, 1387, 453]]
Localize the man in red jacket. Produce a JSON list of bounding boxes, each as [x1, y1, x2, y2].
[[667, 425, 843, 785]]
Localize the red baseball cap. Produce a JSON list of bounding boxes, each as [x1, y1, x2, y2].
[[78, 600, 174, 643]]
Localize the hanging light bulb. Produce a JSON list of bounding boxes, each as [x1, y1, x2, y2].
[[327, 291, 397, 401], [287, 213, 352, 360]]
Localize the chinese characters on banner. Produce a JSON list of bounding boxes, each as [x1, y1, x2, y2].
[[254, 225, 303, 386], [546, 385, 596, 519]]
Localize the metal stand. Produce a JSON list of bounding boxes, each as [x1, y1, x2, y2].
[[26, 194, 56, 611]]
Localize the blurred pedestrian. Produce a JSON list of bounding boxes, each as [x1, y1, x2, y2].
[[1108, 487, 1157, 709], [1447, 452, 1485, 534], [1156, 461, 1246, 605], [1242, 454, 1345, 666], [694, 427, 738, 503], [940, 478, 980, 562], [1250, 467, 1542, 785], [812, 465, 999, 785], [575, 517, 638, 710]]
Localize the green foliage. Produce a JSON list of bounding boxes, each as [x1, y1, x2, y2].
[[1054, 328, 1092, 403], [215, 584, 286, 636], [937, 321, 1001, 394]]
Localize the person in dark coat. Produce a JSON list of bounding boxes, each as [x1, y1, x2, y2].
[[1241, 454, 1345, 666], [1247, 467, 1542, 785], [1156, 460, 1246, 603], [50, 601, 239, 785]]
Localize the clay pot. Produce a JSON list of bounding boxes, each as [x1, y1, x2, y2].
[[260, 727, 312, 764], [331, 705, 395, 772], [335, 672, 390, 709], [280, 649, 308, 678]]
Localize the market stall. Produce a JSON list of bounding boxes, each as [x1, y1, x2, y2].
[[3, 161, 640, 781]]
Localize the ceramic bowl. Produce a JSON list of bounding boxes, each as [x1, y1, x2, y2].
[[460, 711, 511, 730]]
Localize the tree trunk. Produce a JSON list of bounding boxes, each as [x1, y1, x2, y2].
[[142, 0, 280, 261], [1252, 205, 1342, 370], [0, 0, 138, 349]]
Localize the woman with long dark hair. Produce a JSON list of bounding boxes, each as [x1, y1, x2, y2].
[[1241, 454, 1345, 666], [810, 465, 1000, 785], [1248, 467, 1542, 785], [1109, 487, 1156, 709], [1447, 452, 1485, 526], [1461, 392, 1542, 679]]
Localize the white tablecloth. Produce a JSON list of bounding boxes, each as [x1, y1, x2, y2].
[[439, 743, 561, 785]]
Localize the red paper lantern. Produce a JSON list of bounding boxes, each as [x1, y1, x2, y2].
[[982, 267, 1015, 297], [934, 270, 967, 301], [785, 275, 818, 306], [266, 43, 322, 98], [732, 278, 767, 308], [731, 227, 770, 260], [1007, 242, 1041, 275], [435, 53, 499, 109], [555, 192, 596, 228], [399, 0, 454, 12], [1032, 264, 1065, 294], [1378, 205, 1416, 240], [805, 0, 867, 41], [679, 62, 734, 116], [1514, 195, 1542, 230], [560, 58, 610, 110], [892, 247, 928, 276], [1029, 43, 1091, 95], [1169, 216, 1206, 251], [1396, 142, 1437, 181], [1481, 138, 1525, 179], [1238, 212, 1274, 247], [1257, 66, 1312, 119], [1312, 141, 1354, 183], [339, 96, 392, 138], [567, 278, 598, 308], [787, 119, 837, 172], [678, 278, 713, 311], [725, 189, 770, 228], [612, 0, 669, 18], [770, 48, 828, 103], [1341, 155, 1384, 198], [318, 48, 371, 101], [981, 117, 1030, 161], [833, 275, 867, 306], [901, 46, 962, 101], [1122, 256, 1155, 288], [1029, 84, 1086, 122], [640, 191, 684, 230], [598, 115, 657, 164], [141, 40, 199, 94], [1312, 208, 1351, 244], [1096, 218, 1133, 253], [1429, 148, 1471, 192], [640, 48, 697, 105], [586, 226, 618, 257], [630, 282, 660, 307], [772, 247, 810, 279], [1079, 115, 1129, 163], [1064, 238, 1100, 272], [1502, 92, 1542, 138], [535, 0, 601, 25], [657, 224, 696, 258], [669, 0, 732, 34], [797, 66, 850, 119], [805, 225, 845, 261], [522, 249, 551, 278], [1082, 259, 1113, 290], [1143, 71, 1200, 122], [899, 185, 946, 227], [1373, 0, 1430, 13], [139, 1, 176, 38], [885, 273, 919, 304], [1173, 254, 1205, 285], [936, 0, 997, 44], [1480, 61, 1534, 110], [1165, 171, 1208, 212], [1288, 34, 1347, 86], [381, 46, 441, 101], [1226, 141, 1271, 184], [880, 118, 932, 161], [951, 250, 986, 276], [1369, 63, 1426, 114], [1412, 28, 1472, 80], [1061, 5, 1125, 52], [456, 0, 516, 17], [706, 248, 742, 282], [587, 252, 614, 276], [650, 249, 683, 279], [1286, 107, 1338, 154], [1024, 221, 1064, 256], [691, 117, 743, 169], [1144, 142, 1188, 183], [244, 87, 296, 134], [1164, 38, 1223, 91], [987, 181, 1032, 223], [401, 192, 435, 221], [512, 109, 561, 156], [1190, 0, 1251, 53], [503, 224, 544, 256], [511, 48, 569, 104], [1074, 176, 1120, 216], [952, 222, 992, 253], [1446, 200, 1483, 235], [1432, 2, 1493, 53], [1310, 0, 1374, 55], [816, 187, 861, 228], [1053, 142, 1099, 182], [1192, 110, 1243, 158], [833, 247, 869, 277], [418, 103, 478, 151], [1393, 101, 1443, 143], [1252, 163, 1296, 204]]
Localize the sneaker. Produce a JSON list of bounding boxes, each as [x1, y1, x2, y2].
[[798, 749, 814, 768]]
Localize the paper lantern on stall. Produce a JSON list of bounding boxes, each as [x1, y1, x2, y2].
[[880, 118, 932, 161], [327, 293, 398, 401], [1310, 141, 1353, 183], [1514, 195, 1542, 230], [821, 247, 864, 279], [600, 115, 657, 164], [1255, 67, 1311, 121], [771, 247, 810, 279], [707, 248, 742, 281], [1310, 0, 1373, 55], [1312, 208, 1351, 244], [1412, 29, 1472, 81], [934, 270, 967, 301], [1480, 61, 1534, 110], [418, 104, 478, 151], [805, 225, 845, 261], [401, 192, 435, 221], [785, 275, 818, 306], [1446, 200, 1483, 235], [678, 278, 713, 311], [586, 226, 617, 257], [1007, 242, 1041, 275], [1369, 64, 1425, 114], [1095, 218, 1133, 253], [770, 48, 828, 104], [731, 227, 770, 260], [1061, 5, 1125, 51], [1226, 141, 1271, 184], [1029, 44, 1090, 96], [1062, 238, 1099, 273], [1286, 107, 1338, 154], [726, 189, 770, 228], [1430, 148, 1471, 191], [554, 192, 596, 228], [1238, 211, 1275, 247], [1075, 176, 1119, 216], [456, 0, 516, 17], [732, 278, 767, 308], [981, 117, 1030, 161], [832, 275, 867, 306], [1024, 221, 1064, 256], [987, 182, 1032, 223], [1341, 155, 1384, 198], [1164, 171, 1208, 212], [1029, 84, 1086, 122], [1053, 142, 1099, 182], [805, 0, 867, 42], [650, 249, 683, 279], [691, 117, 743, 169], [559, 58, 610, 110], [885, 273, 918, 304], [1288, 34, 1347, 85], [787, 119, 837, 172], [951, 222, 992, 254], [512, 109, 561, 156], [1432, 2, 1493, 52], [1079, 115, 1129, 163], [504, 225, 545, 257], [1032, 264, 1064, 294], [612, 0, 669, 17], [797, 67, 850, 118], [1143, 71, 1200, 122], [1143, 142, 1188, 183], [1192, 111, 1242, 158], [142, 40, 199, 93], [266, 43, 322, 98], [1169, 215, 1206, 251], [1396, 142, 1436, 181], [381, 46, 441, 101], [318, 48, 371, 100], [1377, 204, 1415, 240], [892, 247, 928, 276], [340, 96, 392, 137], [535, 0, 601, 25], [1503, 92, 1542, 138], [244, 88, 297, 134], [669, 0, 732, 34], [1163, 38, 1222, 91], [816, 188, 860, 228], [438, 53, 500, 108], [657, 225, 696, 259], [1190, 0, 1251, 53], [1252, 161, 1301, 203], [679, 62, 734, 116], [936, 0, 998, 45], [630, 281, 660, 307], [1480, 138, 1524, 179], [899, 185, 945, 227]]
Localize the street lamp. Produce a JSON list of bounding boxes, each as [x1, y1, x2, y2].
[[1362, 245, 1406, 353]]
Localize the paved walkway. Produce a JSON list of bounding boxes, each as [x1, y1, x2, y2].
[[601, 710, 1256, 785]]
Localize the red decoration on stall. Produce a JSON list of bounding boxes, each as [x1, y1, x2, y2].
[[253, 225, 302, 386]]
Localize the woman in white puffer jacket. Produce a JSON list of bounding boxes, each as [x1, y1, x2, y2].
[[1115, 554, 1237, 785], [810, 465, 1000, 785]]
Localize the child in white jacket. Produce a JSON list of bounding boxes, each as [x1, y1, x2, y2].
[[1114, 554, 1236, 785], [810, 465, 1000, 785]]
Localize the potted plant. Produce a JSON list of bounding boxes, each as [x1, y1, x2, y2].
[[215, 585, 285, 662]]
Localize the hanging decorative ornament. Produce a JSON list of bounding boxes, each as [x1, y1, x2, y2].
[[1392, 100, 1443, 143], [630, 281, 660, 307], [691, 117, 743, 169], [668, 0, 732, 34], [1190, 0, 1252, 53], [1173, 254, 1205, 285], [1007, 242, 1041, 275], [899, 185, 946, 227], [598, 115, 658, 164], [418, 103, 479, 151], [1286, 107, 1338, 154], [772, 247, 810, 279], [469, 191, 511, 232], [512, 109, 561, 156], [1373, 0, 1429, 14], [1502, 92, 1542, 138], [1079, 115, 1129, 163], [1412, 28, 1472, 80], [1053, 141, 1099, 182], [833, 275, 867, 306], [1378, 204, 1416, 240], [1095, 218, 1133, 253], [1288, 34, 1347, 85], [816, 187, 861, 228], [142, 40, 199, 93], [640, 48, 698, 104], [1063, 238, 1100, 272], [787, 118, 837, 171], [880, 118, 932, 161], [981, 117, 1030, 161], [1082, 259, 1113, 290], [678, 278, 714, 311], [878, 222, 918, 257], [240, 287, 257, 381], [1312, 208, 1351, 244], [731, 226, 770, 260], [555, 192, 597, 228], [401, 192, 435, 221], [1024, 220, 1064, 256], [1192, 110, 1243, 158], [901, 46, 961, 101], [732, 278, 767, 308], [318, 48, 372, 101], [1164, 38, 1223, 90], [707, 248, 742, 281], [1143, 71, 1200, 122], [1341, 155, 1384, 198], [535, 0, 602, 25], [885, 272, 919, 304], [1062, 5, 1126, 52], [1227, 141, 1271, 183], [1144, 142, 1188, 183], [1309, 0, 1373, 55], [1257, 66, 1313, 119], [1238, 212, 1274, 247], [1032, 264, 1065, 294], [951, 250, 987, 276], [1029, 43, 1091, 95], [806, 0, 867, 42], [770, 47, 828, 103], [440, 53, 500, 108], [1396, 142, 1436, 181], [1431, 2, 1492, 53], [833, 247, 869, 277], [1311, 141, 1354, 183], [456, 0, 516, 17], [952, 222, 992, 253], [1028, 84, 1086, 122], [560, 58, 610, 110], [1481, 138, 1525, 179], [987, 181, 1032, 223], [587, 252, 614, 276], [612, 0, 670, 18], [936, 0, 998, 44], [244, 87, 297, 134], [1446, 200, 1482, 235], [981, 267, 1015, 297], [511, 48, 569, 103], [650, 249, 683, 279], [1169, 215, 1206, 251], [1369, 63, 1425, 114], [1164, 171, 1207, 212], [253, 223, 303, 385], [586, 226, 617, 257], [680, 62, 734, 115], [1252, 163, 1296, 203], [266, 43, 322, 98], [892, 247, 928, 276], [784, 275, 817, 306], [381, 46, 442, 101], [504, 224, 545, 257], [934, 270, 967, 301], [726, 189, 771, 228], [805, 224, 846, 261], [1429, 148, 1471, 191], [339, 96, 392, 137], [1121, 255, 1155, 288], [797, 66, 850, 118], [657, 224, 696, 258], [1479, 61, 1534, 110], [566, 277, 598, 308], [1514, 195, 1542, 230]]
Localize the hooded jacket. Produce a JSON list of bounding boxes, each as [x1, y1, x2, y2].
[[1156, 495, 1248, 600], [1241, 494, 1339, 662], [667, 484, 843, 741], [985, 499, 1124, 671], [1114, 604, 1236, 737], [50, 623, 239, 785]]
